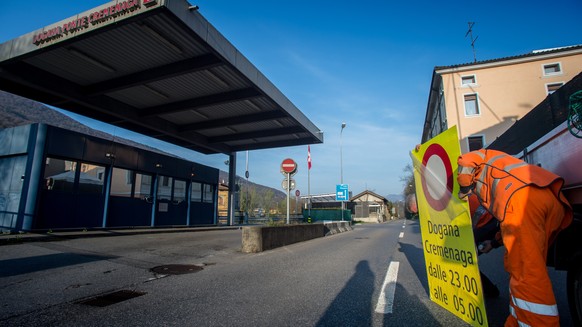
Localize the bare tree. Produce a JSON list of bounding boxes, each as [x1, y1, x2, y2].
[[400, 164, 416, 197]]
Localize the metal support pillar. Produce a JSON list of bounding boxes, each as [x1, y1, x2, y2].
[[18, 124, 46, 231], [227, 152, 237, 226]]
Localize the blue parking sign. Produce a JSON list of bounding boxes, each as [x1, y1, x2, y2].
[[336, 184, 349, 201]]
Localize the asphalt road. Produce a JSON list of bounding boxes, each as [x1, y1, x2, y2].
[[0, 220, 573, 326]]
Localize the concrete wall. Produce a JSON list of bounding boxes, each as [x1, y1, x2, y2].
[[241, 222, 352, 253]]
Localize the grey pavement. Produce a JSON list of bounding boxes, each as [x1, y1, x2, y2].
[[0, 225, 248, 325]]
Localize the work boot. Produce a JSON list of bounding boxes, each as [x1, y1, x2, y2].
[[480, 272, 500, 298]]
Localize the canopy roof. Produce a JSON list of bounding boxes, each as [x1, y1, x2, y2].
[[0, 0, 323, 155]]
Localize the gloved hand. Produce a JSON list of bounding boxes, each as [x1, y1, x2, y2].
[[478, 240, 493, 254]]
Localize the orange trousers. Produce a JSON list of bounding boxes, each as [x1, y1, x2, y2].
[[501, 186, 566, 327]]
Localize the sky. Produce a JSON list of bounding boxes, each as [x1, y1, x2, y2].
[[1, 0, 581, 197]]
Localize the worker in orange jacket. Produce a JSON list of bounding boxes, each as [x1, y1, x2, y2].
[[468, 194, 502, 298], [457, 149, 572, 327], [469, 194, 504, 254]]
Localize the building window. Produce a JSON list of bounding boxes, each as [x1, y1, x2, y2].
[[43, 159, 104, 194], [191, 182, 202, 202], [135, 173, 152, 199], [543, 63, 562, 76], [77, 162, 105, 194], [464, 94, 480, 116], [438, 97, 447, 132], [468, 135, 484, 151], [43, 157, 77, 192], [125, 170, 134, 185], [461, 75, 476, 86], [157, 176, 172, 200], [111, 168, 133, 197], [203, 184, 214, 203], [546, 82, 564, 95], [174, 180, 186, 202]]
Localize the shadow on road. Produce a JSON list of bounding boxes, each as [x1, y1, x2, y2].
[[399, 219, 429, 292], [315, 257, 447, 326], [383, 283, 445, 327], [0, 252, 117, 277], [316, 260, 375, 326]]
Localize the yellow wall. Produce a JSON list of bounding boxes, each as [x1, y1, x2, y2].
[[439, 50, 582, 153]]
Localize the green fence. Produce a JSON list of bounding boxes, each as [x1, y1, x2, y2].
[[303, 209, 352, 222]]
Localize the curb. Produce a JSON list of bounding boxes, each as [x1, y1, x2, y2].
[[0, 226, 242, 246]]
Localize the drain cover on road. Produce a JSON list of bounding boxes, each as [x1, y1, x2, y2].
[[78, 290, 146, 307], [150, 264, 203, 275]]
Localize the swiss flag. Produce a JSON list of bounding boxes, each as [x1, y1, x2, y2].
[[307, 145, 312, 170]]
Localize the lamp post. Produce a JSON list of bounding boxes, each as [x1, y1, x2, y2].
[[340, 122, 346, 183], [340, 122, 346, 221]]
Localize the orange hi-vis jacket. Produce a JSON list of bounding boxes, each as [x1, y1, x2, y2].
[[468, 194, 503, 247], [459, 149, 573, 326], [468, 193, 494, 228], [457, 149, 572, 228]]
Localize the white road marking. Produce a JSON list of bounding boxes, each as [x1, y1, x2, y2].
[[399, 232, 404, 238], [375, 261, 400, 314]]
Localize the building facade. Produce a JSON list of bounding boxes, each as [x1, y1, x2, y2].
[[0, 0, 324, 228], [0, 124, 219, 232], [422, 45, 582, 152], [350, 190, 389, 223]]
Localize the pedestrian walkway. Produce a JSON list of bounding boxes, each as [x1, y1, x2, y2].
[[0, 225, 242, 245]]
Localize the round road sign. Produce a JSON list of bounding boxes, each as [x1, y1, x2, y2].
[[295, 190, 300, 197], [281, 158, 297, 174], [421, 143, 453, 211]]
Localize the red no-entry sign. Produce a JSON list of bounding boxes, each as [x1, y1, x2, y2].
[[281, 158, 297, 174]]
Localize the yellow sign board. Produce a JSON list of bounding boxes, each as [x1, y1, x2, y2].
[[410, 126, 488, 327]]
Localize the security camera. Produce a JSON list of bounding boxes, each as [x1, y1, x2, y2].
[[188, 5, 199, 10]]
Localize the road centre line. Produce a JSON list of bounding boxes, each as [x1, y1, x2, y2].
[[375, 261, 400, 314]]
